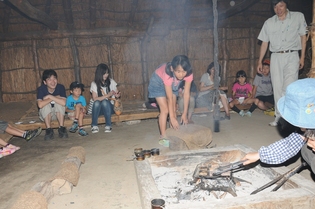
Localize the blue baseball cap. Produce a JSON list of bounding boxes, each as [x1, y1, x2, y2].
[[278, 78, 315, 129]]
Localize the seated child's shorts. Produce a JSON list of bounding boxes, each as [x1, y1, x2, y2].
[[0, 120, 9, 134], [67, 112, 76, 120]]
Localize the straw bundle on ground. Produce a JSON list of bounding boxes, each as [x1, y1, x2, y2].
[[166, 124, 212, 151], [10, 191, 48, 209]]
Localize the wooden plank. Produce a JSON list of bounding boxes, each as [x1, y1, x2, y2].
[[14, 111, 160, 130]]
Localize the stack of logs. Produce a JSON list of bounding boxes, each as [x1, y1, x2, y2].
[[10, 146, 86, 209]]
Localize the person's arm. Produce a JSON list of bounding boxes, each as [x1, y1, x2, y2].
[[199, 81, 213, 92], [37, 98, 52, 109], [252, 85, 258, 98], [299, 35, 306, 70], [50, 95, 66, 106], [242, 133, 305, 165], [257, 41, 268, 73], [181, 81, 192, 125], [165, 84, 179, 129]]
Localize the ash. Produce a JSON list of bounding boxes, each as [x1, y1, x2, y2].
[[151, 164, 281, 204]]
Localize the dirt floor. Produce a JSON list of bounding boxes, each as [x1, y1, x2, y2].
[[0, 102, 315, 209]]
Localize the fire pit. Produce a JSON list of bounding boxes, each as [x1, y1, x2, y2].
[[134, 144, 315, 209]]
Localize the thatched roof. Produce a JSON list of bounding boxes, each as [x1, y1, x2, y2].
[[0, 0, 311, 41]]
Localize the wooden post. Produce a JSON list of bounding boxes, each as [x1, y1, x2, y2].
[[249, 27, 255, 82], [222, 28, 228, 87], [0, 62, 2, 103], [69, 37, 81, 82], [89, 0, 96, 29], [107, 37, 114, 80], [32, 40, 41, 87], [140, 17, 154, 100], [308, 0, 315, 78]]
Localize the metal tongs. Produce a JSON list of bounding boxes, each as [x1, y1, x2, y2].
[[212, 160, 246, 176], [250, 162, 307, 195]]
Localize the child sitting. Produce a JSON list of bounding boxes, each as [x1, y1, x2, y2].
[[246, 59, 274, 116], [66, 82, 88, 136], [229, 70, 255, 117]]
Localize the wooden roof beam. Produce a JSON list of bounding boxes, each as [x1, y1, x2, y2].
[[89, 0, 96, 29], [128, 0, 138, 26], [218, 0, 258, 20], [62, 0, 74, 29], [6, 0, 58, 30]]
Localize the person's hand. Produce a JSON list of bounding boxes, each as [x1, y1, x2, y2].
[[242, 152, 260, 165], [170, 117, 179, 130], [114, 91, 121, 98], [257, 63, 263, 73], [299, 59, 304, 70], [220, 86, 228, 91], [180, 115, 188, 125]]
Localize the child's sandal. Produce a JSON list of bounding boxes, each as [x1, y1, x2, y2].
[[5, 144, 20, 151], [0, 147, 16, 157], [158, 137, 170, 147]]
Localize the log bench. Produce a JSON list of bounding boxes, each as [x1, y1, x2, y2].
[[12, 102, 258, 131]]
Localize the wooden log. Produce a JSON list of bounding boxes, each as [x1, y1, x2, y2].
[[0, 27, 142, 42], [30, 150, 84, 202], [218, 0, 258, 20]]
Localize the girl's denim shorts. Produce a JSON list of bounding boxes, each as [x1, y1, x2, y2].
[[148, 73, 179, 98]]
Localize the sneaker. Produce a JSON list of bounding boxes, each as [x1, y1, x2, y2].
[[58, 126, 68, 138], [105, 126, 112, 133], [78, 128, 88, 136], [44, 128, 54, 140], [25, 127, 42, 142], [239, 110, 245, 117], [245, 111, 252, 117], [220, 114, 231, 120], [69, 122, 79, 133], [269, 121, 278, 127], [91, 126, 99, 133]]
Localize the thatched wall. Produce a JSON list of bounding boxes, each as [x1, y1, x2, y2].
[[0, 0, 312, 103], [0, 26, 261, 103]]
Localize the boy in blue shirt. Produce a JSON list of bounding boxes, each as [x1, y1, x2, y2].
[[243, 78, 315, 175], [66, 82, 88, 136]]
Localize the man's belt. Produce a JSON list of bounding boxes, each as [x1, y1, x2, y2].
[[273, 50, 297, 53]]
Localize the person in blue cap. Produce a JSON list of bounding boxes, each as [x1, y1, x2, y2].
[[243, 78, 315, 174]]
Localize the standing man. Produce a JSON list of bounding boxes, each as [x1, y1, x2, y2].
[[256, 0, 307, 126]]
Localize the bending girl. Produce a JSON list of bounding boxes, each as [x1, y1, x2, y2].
[[148, 55, 193, 147]]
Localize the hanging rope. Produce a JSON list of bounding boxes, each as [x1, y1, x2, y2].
[[212, 0, 220, 132]]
